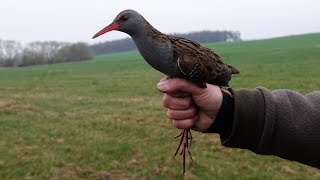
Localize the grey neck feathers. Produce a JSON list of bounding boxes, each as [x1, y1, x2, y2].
[[130, 24, 178, 76]]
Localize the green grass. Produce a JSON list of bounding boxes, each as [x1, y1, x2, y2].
[[0, 33, 320, 179]]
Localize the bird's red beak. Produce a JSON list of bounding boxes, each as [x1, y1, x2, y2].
[[92, 23, 119, 39]]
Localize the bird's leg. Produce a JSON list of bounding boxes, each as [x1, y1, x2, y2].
[[174, 129, 195, 175], [187, 130, 195, 167], [173, 129, 185, 157], [183, 153, 186, 175], [180, 130, 186, 155], [188, 129, 193, 149], [183, 129, 189, 174], [174, 132, 183, 138]]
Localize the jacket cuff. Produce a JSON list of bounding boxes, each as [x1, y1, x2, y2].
[[221, 88, 266, 152], [203, 88, 234, 135]]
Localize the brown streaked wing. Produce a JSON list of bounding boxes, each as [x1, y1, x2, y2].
[[171, 36, 228, 87]]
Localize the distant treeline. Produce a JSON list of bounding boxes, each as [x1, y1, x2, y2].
[[0, 30, 241, 67], [91, 30, 241, 55], [0, 40, 93, 67]]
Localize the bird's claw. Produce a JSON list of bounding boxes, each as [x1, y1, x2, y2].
[[173, 129, 195, 175]]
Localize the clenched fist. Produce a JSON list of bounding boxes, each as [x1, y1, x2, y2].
[[157, 77, 224, 132]]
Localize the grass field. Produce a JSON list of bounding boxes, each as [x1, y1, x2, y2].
[[0, 33, 320, 179]]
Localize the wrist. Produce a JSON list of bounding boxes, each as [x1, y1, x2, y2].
[[192, 84, 223, 132], [203, 88, 235, 134]]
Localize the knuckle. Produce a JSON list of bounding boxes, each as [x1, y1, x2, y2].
[[176, 80, 189, 92], [173, 119, 195, 130], [166, 110, 173, 119], [189, 107, 197, 117], [173, 120, 183, 129], [185, 120, 194, 129], [182, 97, 192, 109], [162, 94, 170, 108]]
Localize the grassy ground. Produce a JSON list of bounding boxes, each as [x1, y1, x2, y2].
[[0, 33, 319, 179]]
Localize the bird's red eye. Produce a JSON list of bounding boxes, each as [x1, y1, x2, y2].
[[121, 15, 128, 20]]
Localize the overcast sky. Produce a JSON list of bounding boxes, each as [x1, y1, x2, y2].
[[1, 0, 320, 44]]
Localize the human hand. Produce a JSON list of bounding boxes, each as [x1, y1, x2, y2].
[[157, 77, 223, 132]]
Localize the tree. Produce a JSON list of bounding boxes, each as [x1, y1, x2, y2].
[[20, 42, 45, 66], [0, 39, 22, 67], [40, 41, 66, 64], [1, 40, 94, 67], [57, 42, 94, 62], [90, 38, 136, 55], [90, 30, 242, 55], [19, 41, 67, 66]]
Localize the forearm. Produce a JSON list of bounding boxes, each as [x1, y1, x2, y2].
[[207, 87, 320, 168], [256, 88, 320, 168]]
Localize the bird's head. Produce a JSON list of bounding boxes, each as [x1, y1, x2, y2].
[[92, 9, 144, 39]]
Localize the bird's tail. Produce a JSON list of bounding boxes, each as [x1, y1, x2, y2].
[[226, 64, 240, 74]]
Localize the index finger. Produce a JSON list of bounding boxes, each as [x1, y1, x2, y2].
[[168, 91, 191, 98], [157, 77, 204, 96]]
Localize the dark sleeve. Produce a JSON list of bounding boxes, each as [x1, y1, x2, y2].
[[222, 87, 320, 168], [203, 89, 235, 137]]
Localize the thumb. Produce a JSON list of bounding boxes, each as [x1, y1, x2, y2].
[[157, 78, 203, 96]]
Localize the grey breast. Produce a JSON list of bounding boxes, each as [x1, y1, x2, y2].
[[132, 35, 180, 77]]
